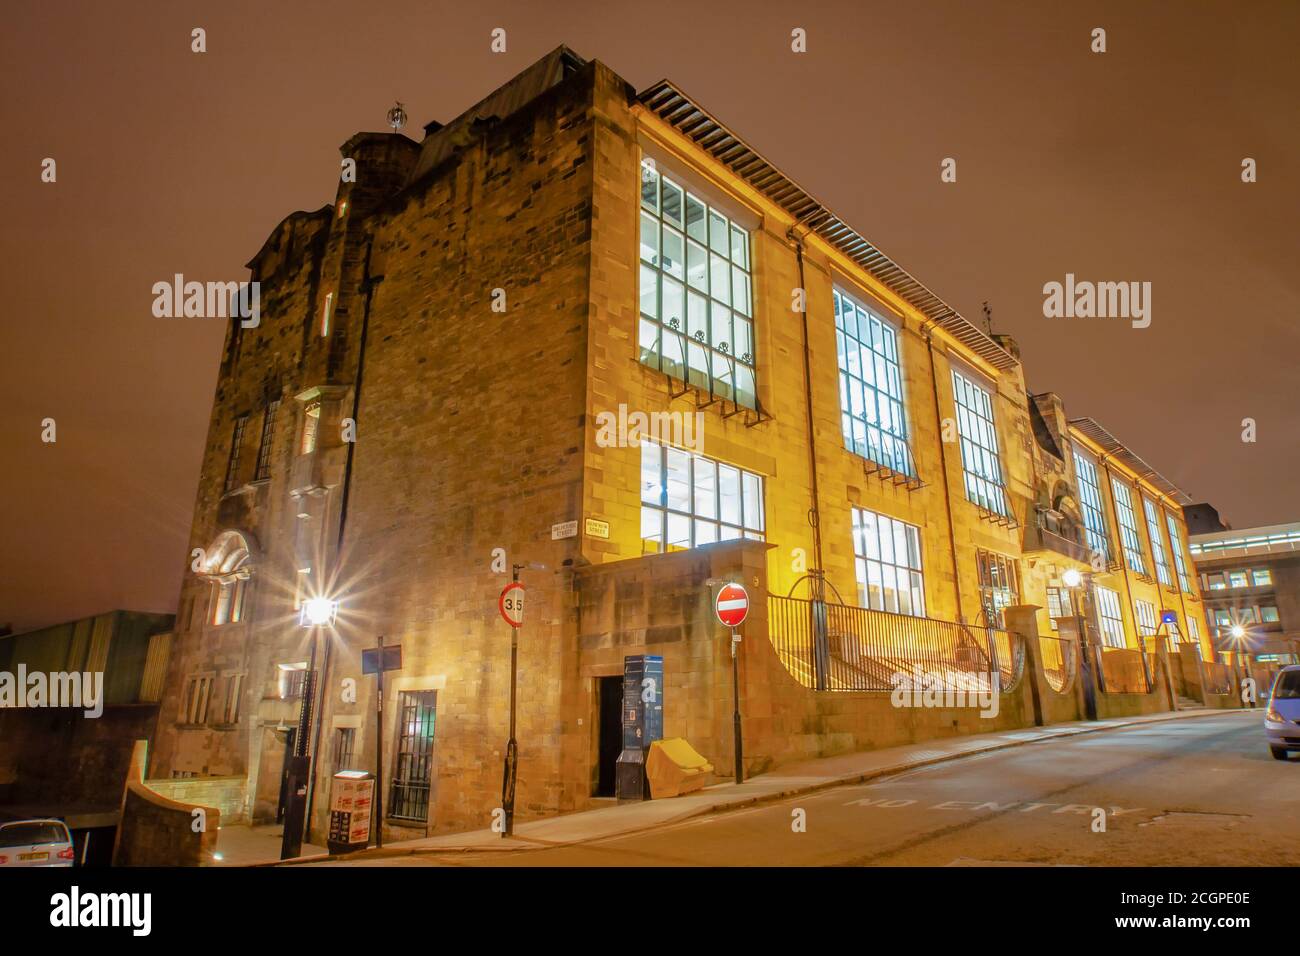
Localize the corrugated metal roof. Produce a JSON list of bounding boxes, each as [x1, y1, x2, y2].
[[1067, 417, 1193, 505], [637, 80, 1019, 372]]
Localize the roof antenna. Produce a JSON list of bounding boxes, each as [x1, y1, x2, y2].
[[387, 101, 407, 135], [981, 301, 995, 336]]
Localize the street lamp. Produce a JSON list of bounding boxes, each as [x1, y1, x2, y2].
[[281, 594, 339, 860], [1061, 567, 1097, 720]]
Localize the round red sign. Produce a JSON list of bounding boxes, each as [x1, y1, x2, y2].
[[499, 582, 525, 628], [714, 582, 749, 628]]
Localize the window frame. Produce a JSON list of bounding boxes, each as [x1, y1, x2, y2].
[[224, 415, 248, 492], [1142, 496, 1173, 586], [1072, 446, 1110, 562], [254, 400, 280, 481], [1109, 478, 1147, 576], [975, 549, 1019, 627], [833, 287, 914, 476], [951, 368, 1010, 517], [1093, 585, 1126, 648], [1165, 512, 1192, 591], [639, 441, 765, 553], [637, 160, 756, 409], [851, 507, 926, 617], [389, 690, 437, 823]]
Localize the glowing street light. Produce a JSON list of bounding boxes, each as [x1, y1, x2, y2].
[[299, 597, 339, 627], [1062, 568, 1083, 588], [1230, 624, 1246, 640]]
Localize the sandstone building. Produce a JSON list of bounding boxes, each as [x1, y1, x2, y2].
[[149, 47, 1214, 840]]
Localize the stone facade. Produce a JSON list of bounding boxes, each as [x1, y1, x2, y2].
[[150, 47, 1211, 841]]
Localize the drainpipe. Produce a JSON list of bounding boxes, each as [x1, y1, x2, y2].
[[921, 320, 966, 625], [788, 228, 829, 689]]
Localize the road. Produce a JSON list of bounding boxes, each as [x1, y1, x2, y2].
[[342, 712, 1300, 867]]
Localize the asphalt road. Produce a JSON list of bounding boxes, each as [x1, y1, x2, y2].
[[372, 712, 1299, 867]]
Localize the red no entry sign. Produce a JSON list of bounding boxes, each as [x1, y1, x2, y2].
[[715, 582, 749, 628], [499, 582, 525, 628]]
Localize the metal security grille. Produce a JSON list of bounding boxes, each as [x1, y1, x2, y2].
[[333, 727, 357, 772], [389, 691, 436, 822]]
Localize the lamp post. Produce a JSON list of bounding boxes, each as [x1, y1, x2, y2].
[[280, 596, 338, 860], [1062, 568, 1098, 720]]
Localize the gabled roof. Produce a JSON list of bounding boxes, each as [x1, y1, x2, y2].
[[637, 80, 1018, 373], [1067, 417, 1192, 505]]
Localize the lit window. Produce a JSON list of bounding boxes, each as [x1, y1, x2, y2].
[[1046, 586, 1071, 630], [1135, 599, 1157, 636], [1110, 478, 1147, 575], [337, 201, 348, 219], [389, 690, 437, 822], [638, 162, 755, 409], [1094, 586, 1126, 648], [224, 415, 248, 492], [254, 400, 279, 481], [279, 664, 308, 700], [1072, 447, 1110, 562], [211, 576, 247, 626], [1228, 570, 1248, 588], [1206, 572, 1226, 590], [321, 292, 334, 337], [952, 370, 1009, 516], [1142, 497, 1172, 587], [639, 442, 764, 553], [1251, 568, 1273, 587], [301, 402, 321, 454], [852, 507, 925, 617], [1260, 606, 1280, 623], [1214, 609, 1232, 626], [976, 550, 1018, 626], [834, 289, 913, 476], [1164, 513, 1192, 591], [1188, 616, 1200, 642]]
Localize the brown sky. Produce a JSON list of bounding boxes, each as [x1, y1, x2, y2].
[[1, 1, 1296, 632]]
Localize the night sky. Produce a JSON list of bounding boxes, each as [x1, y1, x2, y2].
[[2, 1, 1296, 632]]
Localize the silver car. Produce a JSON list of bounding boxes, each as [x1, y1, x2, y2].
[[0, 819, 75, 867], [1265, 666, 1300, 761]]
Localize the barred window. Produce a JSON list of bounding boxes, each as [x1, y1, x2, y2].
[[834, 289, 913, 476], [224, 415, 248, 492], [951, 370, 1009, 516], [1110, 478, 1147, 575], [976, 550, 1018, 626], [334, 727, 357, 772], [254, 400, 280, 480], [1165, 513, 1193, 591], [1072, 447, 1110, 562], [852, 507, 925, 617], [1142, 496, 1173, 587], [222, 674, 243, 724], [389, 691, 436, 822], [1135, 599, 1157, 636], [638, 162, 755, 409], [640, 442, 764, 553], [183, 676, 213, 724], [1094, 585, 1126, 648]]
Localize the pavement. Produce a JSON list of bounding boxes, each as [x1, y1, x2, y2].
[[286, 706, 1253, 867], [213, 823, 327, 866]]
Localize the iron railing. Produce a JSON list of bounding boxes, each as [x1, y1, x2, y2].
[[768, 594, 1017, 693]]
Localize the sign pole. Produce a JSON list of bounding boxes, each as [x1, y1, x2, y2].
[[374, 634, 384, 850], [731, 628, 744, 784], [499, 571, 526, 838], [714, 582, 750, 785]]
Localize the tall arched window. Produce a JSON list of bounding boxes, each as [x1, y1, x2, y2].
[[202, 530, 255, 626]]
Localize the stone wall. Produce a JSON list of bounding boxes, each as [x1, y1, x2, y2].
[[114, 742, 219, 867]]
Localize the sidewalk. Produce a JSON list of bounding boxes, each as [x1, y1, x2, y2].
[[281, 707, 1245, 865]]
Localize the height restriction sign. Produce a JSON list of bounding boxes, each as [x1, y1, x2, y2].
[[714, 582, 749, 628]]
